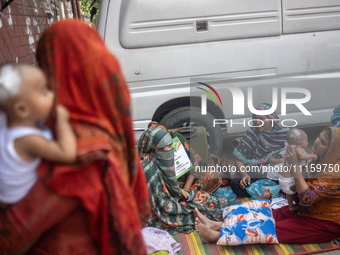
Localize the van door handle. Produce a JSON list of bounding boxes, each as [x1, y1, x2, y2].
[[196, 21, 208, 32]]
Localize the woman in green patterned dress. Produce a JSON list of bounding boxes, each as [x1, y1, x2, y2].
[[138, 126, 228, 234], [148, 121, 228, 193]]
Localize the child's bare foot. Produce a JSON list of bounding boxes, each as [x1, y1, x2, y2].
[[194, 208, 222, 231], [258, 187, 273, 203], [195, 217, 220, 243]]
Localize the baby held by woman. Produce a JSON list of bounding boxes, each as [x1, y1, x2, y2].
[[0, 63, 76, 205], [279, 128, 317, 210]]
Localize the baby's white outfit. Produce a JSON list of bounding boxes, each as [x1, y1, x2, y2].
[[0, 114, 52, 204], [279, 143, 307, 195], [278, 176, 296, 195]]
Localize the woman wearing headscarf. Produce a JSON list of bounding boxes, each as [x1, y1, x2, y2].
[[195, 127, 340, 244], [147, 121, 227, 194], [275, 126, 340, 243], [330, 104, 340, 127], [138, 126, 229, 233], [231, 103, 289, 197], [0, 20, 150, 255]]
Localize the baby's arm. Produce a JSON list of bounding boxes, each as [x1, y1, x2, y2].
[[183, 174, 195, 191], [295, 147, 317, 161], [15, 105, 77, 164], [268, 153, 284, 164]]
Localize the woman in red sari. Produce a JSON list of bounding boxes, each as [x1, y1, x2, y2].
[[0, 19, 150, 255]]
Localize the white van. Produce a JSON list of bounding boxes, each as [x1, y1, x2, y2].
[[97, 0, 340, 155]]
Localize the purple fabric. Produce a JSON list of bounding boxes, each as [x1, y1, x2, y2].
[[142, 227, 181, 255], [298, 187, 323, 206]]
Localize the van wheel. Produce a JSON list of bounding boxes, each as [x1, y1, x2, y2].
[[159, 106, 223, 156]]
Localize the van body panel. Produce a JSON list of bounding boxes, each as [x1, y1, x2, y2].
[[282, 0, 340, 34], [96, 0, 109, 37], [98, 0, 340, 140], [120, 0, 282, 48]]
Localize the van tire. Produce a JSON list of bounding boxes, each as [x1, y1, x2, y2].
[[159, 106, 223, 156]]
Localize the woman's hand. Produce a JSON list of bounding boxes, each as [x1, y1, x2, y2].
[[269, 153, 284, 164], [56, 105, 70, 123], [193, 197, 203, 204], [286, 145, 309, 194], [285, 145, 300, 167], [180, 189, 190, 199], [269, 153, 278, 162], [240, 174, 251, 189]]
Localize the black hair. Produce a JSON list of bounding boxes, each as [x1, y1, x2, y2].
[[322, 127, 332, 143]]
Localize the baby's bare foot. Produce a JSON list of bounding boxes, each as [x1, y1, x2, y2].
[[195, 217, 220, 243], [194, 208, 222, 231], [258, 187, 273, 203]]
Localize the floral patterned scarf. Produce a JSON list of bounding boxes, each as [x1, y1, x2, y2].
[[148, 121, 195, 164], [308, 126, 340, 198], [138, 127, 181, 200]]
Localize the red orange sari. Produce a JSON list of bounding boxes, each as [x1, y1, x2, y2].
[[273, 126, 340, 243], [37, 19, 151, 255], [0, 20, 150, 255]]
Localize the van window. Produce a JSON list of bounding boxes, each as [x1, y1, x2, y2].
[[119, 0, 282, 49], [282, 0, 340, 34]]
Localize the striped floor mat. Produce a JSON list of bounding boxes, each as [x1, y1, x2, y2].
[[172, 231, 340, 255], [172, 197, 340, 255]]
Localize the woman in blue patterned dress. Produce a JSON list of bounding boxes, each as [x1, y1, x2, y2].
[[231, 103, 289, 197]]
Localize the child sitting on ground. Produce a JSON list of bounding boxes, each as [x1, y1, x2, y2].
[[0, 63, 76, 205], [279, 128, 317, 210]]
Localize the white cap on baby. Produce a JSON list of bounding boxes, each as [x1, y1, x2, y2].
[[0, 65, 22, 105], [288, 129, 302, 143]]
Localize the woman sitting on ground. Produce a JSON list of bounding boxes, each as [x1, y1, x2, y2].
[[148, 121, 227, 193], [138, 126, 228, 233], [231, 103, 289, 197], [195, 127, 340, 244], [139, 125, 273, 234]]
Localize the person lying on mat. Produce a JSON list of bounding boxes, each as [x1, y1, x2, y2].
[[196, 127, 340, 244], [231, 103, 289, 197]]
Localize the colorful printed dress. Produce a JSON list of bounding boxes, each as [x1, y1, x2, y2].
[[139, 127, 228, 234], [273, 126, 340, 244]]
